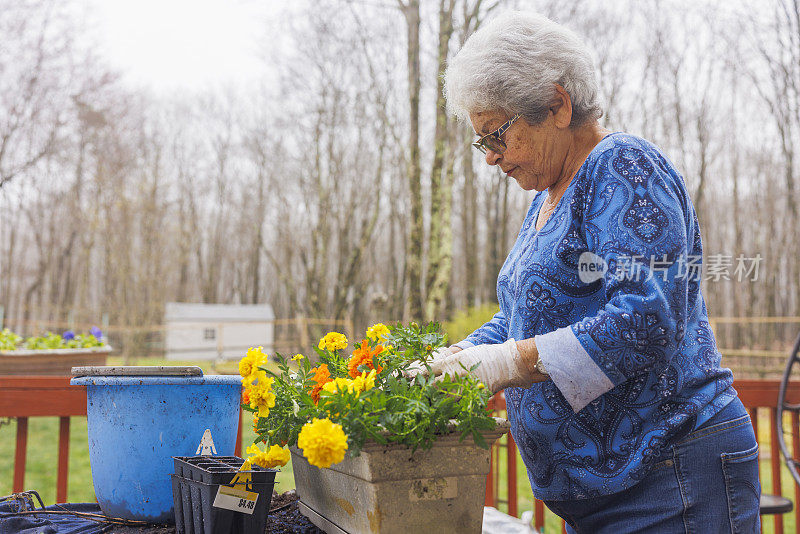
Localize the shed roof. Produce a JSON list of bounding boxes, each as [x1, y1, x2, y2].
[[165, 302, 275, 322]]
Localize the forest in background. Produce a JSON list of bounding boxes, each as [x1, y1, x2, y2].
[[1, 0, 799, 364]]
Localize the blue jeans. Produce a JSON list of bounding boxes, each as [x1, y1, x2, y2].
[[544, 397, 761, 533]]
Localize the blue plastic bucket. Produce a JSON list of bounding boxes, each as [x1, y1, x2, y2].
[[70, 374, 242, 523]]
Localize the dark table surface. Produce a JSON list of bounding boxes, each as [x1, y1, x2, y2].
[[0, 490, 323, 534]]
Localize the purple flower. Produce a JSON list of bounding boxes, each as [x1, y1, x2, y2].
[[89, 326, 102, 339], [62, 330, 75, 341]]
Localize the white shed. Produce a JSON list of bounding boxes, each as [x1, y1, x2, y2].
[[164, 302, 275, 360]]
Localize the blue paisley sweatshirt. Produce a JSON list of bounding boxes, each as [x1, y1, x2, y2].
[[459, 132, 735, 500]]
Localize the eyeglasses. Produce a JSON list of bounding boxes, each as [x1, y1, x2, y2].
[[472, 114, 521, 154]]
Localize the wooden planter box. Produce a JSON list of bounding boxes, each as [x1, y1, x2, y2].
[[0, 346, 112, 375], [291, 418, 511, 534]]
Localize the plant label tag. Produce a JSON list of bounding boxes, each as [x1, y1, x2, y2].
[[196, 428, 217, 456], [409, 477, 458, 501], [212, 471, 259, 514]]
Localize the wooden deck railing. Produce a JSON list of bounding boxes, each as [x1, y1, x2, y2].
[[0, 376, 242, 503], [485, 380, 800, 534]]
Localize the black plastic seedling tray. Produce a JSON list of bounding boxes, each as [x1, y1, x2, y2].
[[171, 456, 277, 534]]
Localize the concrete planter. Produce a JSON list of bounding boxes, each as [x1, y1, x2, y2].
[[291, 417, 511, 534], [0, 346, 111, 375]]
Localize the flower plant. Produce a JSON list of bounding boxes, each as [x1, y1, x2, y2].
[[0, 327, 105, 350], [238, 322, 495, 470]]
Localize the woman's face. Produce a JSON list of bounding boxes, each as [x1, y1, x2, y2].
[[469, 109, 568, 192]]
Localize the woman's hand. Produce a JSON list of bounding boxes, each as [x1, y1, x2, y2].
[[404, 345, 463, 378], [429, 339, 548, 394]]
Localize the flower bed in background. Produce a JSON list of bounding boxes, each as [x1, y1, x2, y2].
[[0, 327, 110, 375]]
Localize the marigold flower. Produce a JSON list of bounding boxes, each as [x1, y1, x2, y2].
[[292, 354, 304, 361], [366, 323, 390, 342], [320, 370, 375, 401], [249, 377, 276, 418], [239, 346, 267, 386], [318, 332, 348, 352], [298, 418, 348, 468], [347, 340, 384, 378], [263, 444, 291, 467], [243, 443, 290, 469], [322, 377, 354, 395], [350, 369, 376, 394], [309, 363, 332, 403]]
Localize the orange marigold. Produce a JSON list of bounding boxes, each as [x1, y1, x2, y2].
[[347, 340, 384, 379], [309, 363, 332, 403]]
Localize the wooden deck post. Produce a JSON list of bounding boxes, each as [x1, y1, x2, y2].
[[57, 416, 71, 502], [13, 416, 28, 493]]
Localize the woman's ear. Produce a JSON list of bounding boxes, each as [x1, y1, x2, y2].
[[551, 84, 573, 129]]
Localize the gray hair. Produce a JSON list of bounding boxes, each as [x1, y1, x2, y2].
[[445, 11, 603, 127]]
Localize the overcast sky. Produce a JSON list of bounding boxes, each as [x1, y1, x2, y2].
[[85, 0, 284, 91]]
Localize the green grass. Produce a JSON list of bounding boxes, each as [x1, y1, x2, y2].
[[0, 416, 94, 503]]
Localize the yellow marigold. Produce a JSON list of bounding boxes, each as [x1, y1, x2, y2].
[[298, 418, 348, 469], [249, 377, 276, 418], [366, 323, 390, 342], [262, 444, 291, 468], [320, 371, 374, 407], [322, 377, 354, 395], [291, 354, 304, 361], [350, 369, 376, 394], [318, 332, 348, 352], [239, 346, 267, 386], [243, 443, 290, 469]]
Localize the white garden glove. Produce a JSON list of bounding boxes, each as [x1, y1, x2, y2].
[[404, 345, 463, 379], [428, 339, 534, 394]]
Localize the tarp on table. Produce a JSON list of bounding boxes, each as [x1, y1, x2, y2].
[[0, 500, 110, 533]]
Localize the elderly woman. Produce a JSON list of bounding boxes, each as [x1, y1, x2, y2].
[[431, 11, 760, 533]]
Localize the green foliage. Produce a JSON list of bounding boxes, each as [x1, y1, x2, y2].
[[250, 322, 495, 457], [443, 304, 500, 344], [64, 334, 105, 349], [0, 329, 22, 350], [0, 328, 105, 351], [381, 321, 447, 364], [24, 332, 65, 349]]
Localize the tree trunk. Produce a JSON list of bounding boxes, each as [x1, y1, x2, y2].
[[400, 0, 424, 321], [424, 0, 456, 321]]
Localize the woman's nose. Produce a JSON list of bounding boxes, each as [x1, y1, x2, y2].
[[485, 148, 502, 166]]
